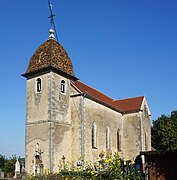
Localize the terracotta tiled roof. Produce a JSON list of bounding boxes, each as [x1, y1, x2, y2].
[[26, 38, 74, 76], [73, 81, 113, 104], [112, 96, 144, 112], [72, 80, 144, 113]]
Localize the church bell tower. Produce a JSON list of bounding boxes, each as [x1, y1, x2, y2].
[[22, 29, 78, 174]]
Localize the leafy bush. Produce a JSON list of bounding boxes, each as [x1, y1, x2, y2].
[[3, 155, 17, 173], [27, 152, 143, 180]]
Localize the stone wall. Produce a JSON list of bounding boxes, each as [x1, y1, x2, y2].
[[123, 98, 151, 161], [25, 72, 151, 174], [26, 73, 50, 174], [26, 71, 73, 173], [141, 99, 151, 152], [123, 112, 141, 160], [70, 92, 123, 164]]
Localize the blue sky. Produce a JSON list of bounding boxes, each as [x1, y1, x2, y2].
[[0, 0, 177, 157]]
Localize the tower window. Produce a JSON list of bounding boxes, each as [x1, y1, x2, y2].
[[117, 129, 121, 152], [36, 78, 42, 93], [92, 121, 97, 148], [106, 127, 110, 149], [61, 80, 66, 94]]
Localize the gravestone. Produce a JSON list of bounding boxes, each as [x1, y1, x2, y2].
[[14, 159, 20, 179], [0, 172, 4, 178], [21, 162, 26, 180], [0, 168, 4, 178]]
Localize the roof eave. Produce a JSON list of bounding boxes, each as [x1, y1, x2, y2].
[[21, 65, 79, 81], [122, 109, 142, 115], [84, 93, 122, 113], [70, 82, 83, 94]]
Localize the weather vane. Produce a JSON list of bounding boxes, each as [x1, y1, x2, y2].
[[48, 0, 58, 41]]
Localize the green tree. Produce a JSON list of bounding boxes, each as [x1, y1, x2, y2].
[[3, 155, 17, 173], [0, 154, 6, 171], [152, 111, 177, 151]]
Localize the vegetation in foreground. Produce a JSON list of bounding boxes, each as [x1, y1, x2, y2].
[[27, 152, 143, 180]]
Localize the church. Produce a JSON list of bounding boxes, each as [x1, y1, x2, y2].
[[22, 28, 151, 174]]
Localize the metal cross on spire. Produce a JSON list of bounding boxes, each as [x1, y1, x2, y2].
[[48, 0, 59, 41]]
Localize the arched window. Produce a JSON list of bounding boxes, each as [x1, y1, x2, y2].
[[36, 143, 39, 152], [92, 122, 97, 147], [117, 129, 121, 151], [36, 78, 42, 93], [144, 132, 148, 151], [61, 80, 66, 93], [106, 127, 110, 149]]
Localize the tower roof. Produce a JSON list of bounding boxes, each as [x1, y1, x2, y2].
[[25, 38, 75, 77]]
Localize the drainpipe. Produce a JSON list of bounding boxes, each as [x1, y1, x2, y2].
[[80, 94, 85, 165], [121, 114, 124, 160]]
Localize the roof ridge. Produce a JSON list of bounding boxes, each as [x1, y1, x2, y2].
[[113, 96, 144, 102]]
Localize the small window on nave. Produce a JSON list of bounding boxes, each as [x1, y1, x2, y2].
[[61, 80, 66, 94], [36, 78, 42, 93], [106, 127, 110, 149], [117, 129, 121, 152], [92, 121, 97, 148]]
